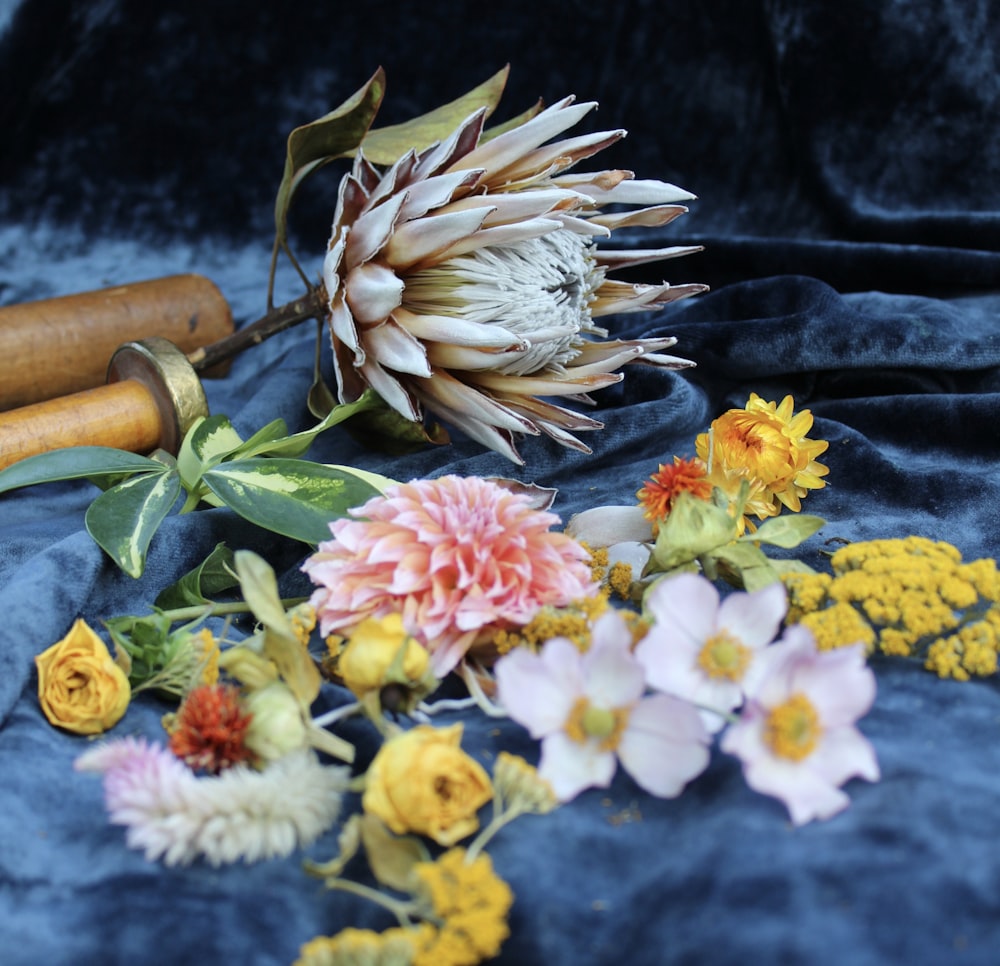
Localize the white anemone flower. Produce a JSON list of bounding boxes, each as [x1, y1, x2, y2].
[[324, 95, 706, 462]]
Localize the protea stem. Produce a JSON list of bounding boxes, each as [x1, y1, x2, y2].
[[186, 283, 328, 373]]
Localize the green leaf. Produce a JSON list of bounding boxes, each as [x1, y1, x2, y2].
[[85, 468, 182, 578], [231, 391, 382, 461], [274, 68, 386, 256], [360, 65, 510, 165], [359, 814, 430, 892], [176, 415, 246, 489], [0, 447, 163, 495], [710, 542, 781, 591], [154, 542, 238, 609], [234, 550, 321, 706], [744, 514, 826, 549], [204, 459, 379, 544], [651, 492, 740, 571]]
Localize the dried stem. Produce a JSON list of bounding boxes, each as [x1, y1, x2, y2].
[[187, 283, 328, 373]]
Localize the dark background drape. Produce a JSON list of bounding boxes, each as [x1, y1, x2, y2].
[[2, 1, 1000, 963]]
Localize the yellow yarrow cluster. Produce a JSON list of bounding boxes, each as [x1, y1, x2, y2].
[[492, 595, 614, 655], [781, 537, 1000, 680], [411, 848, 514, 966], [294, 925, 432, 966]]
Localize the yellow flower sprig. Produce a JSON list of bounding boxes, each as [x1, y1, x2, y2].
[[301, 753, 555, 966], [782, 536, 1000, 680]]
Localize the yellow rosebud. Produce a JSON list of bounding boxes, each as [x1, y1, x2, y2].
[[242, 682, 308, 761], [337, 614, 436, 711], [34, 618, 131, 735], [362, 723, 492, 847]]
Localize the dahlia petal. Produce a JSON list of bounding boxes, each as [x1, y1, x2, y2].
[[361, 318, 433, 377], [384, 207, 493, 270], [716, 580, 787, 649], [447, 96, 596, 176], [345, 191, 408, 268], [538, 731, 616, 802], [589, 205, 689, 231], [617, 694, 710, 797], [344, 262, 405, 325]]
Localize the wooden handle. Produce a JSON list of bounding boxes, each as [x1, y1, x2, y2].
[[0, 381, 163, 470], [0, 274, 233, 410]]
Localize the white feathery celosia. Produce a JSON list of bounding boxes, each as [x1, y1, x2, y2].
[[325, 95, 706, 462], [75, 738, 348, 866]]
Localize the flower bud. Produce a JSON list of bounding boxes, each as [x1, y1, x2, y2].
[[242, 682, 308, 762], [336, 614, 438, 712]]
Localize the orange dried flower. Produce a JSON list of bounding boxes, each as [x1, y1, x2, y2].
[[637, 457, 712, 528], [168, 684, 255, 773]]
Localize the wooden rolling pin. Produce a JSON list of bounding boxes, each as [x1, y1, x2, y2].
[[0, 338, 208, 471], [0, 274, 233, 410]]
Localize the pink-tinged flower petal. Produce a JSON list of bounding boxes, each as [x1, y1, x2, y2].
[[809, 726, 881, 788], [716, 580, 787, 649], [361, 318, 432, 377], [616, 694, 710, 798], [538, 731, 616, 802], [448, 97, 596, 176], [645, 573, 721, 647], [580, 614, 646, 708], [737, 737, 853, 826], [495, 643, 581, 738], [573, 177, 697, 205], [384, 207, 492, 270], [345, 191, 408, 268], [789, 643, 877, 727], [397, 168, 484, 222], [344, 262, 405, 326]]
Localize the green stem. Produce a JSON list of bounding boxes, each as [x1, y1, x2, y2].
[[464, 806, 521, 862], [158, 597, 308, 625], [324, 877, 419, 928]]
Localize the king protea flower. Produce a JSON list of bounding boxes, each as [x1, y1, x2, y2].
[[324, 94, 706, 462]]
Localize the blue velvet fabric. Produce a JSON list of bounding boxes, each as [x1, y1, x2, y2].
[[2, 1, 1000, 963]]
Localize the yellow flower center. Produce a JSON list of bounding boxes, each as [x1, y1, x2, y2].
[[696, 631, 752, 681], [763, 693, 821, 761], [565, 697, 628, 751]]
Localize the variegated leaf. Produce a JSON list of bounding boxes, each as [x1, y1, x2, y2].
[[85, 468, 182, 578], [203, 459, 379, 544], [0, 447, 163, 495]]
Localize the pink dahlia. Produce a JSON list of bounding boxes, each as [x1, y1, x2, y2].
[[302, 475, 598, 675]]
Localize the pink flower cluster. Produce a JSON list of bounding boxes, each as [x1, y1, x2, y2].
[[495, 572, 880, 825], [303, 475, 597, 676]]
